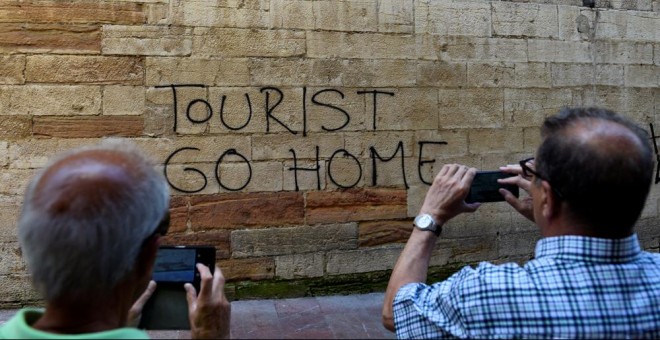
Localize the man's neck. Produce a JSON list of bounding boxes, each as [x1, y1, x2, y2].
[[32, 292, 132, 334]]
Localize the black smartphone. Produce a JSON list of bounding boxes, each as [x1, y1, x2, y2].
[[139, 246, 216, 330], [465, 171, 519, 203]]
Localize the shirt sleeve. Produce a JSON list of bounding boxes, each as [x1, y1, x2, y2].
[[393, 266, 477, 339]]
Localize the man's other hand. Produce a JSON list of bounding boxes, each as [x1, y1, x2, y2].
[[420, 164, 480, 225], [127, 280, 157, 327], [499, 163, 534, 222], [185, 264, 231, 339]]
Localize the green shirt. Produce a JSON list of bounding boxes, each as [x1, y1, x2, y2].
[[0, 308, 149, 339]]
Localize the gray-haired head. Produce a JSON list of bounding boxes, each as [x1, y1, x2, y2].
[[18, 139, 170, 301]]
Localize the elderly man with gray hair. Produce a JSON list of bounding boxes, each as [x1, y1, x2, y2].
[[0, 140, 230, 339]]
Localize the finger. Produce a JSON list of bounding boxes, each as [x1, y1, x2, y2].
[[437, 164, 451, 177], [460, 167, 477, 186], [133, 280, 157, 309], [499, 188, 526, 211], [499, 164, 524, 175], [453, 165, 468, 180], [212, 266, 226, 302], [498, 175, 532, 193], [196, 263, 213, 301], [184, 282, 197, 311], [463, 202, 481, 212], [445, 164, 459, 177]]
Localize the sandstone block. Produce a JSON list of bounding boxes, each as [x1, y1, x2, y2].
[[414, 129, 470, 165], [26, 56, 143, 84], [358, 220, 412, 247], [102, 25, 192, 56], [513, 63, 552, 88], [323, 153, 367, 189], [171, 0, 269, 28], [307, 31, 434, 60], [0, 1, 145, 24], [231, 223, 358, 258], [585, 87, 655, 124], [269, 0, 315, 29], [342, 59, 418, 87], [0, 169, 34, 194], [217, 257, 275, 281], [190, 192, 304, 230], [0, 116, 30, 140], [438, 88, 504, 129], [594, 40, 654, 65], [132, 135, 252, 165], [406, 184, 427, 218], [370, 88, 438, 130], [168, 195, 189, 234], [252, 133, 344, 161], [504, 88, 574, 127], [248, 58, 345, 87], [492, 2, 559, 38], [0, 142, 6, 167], [416, 61, 466, 87], [304, 87, 367, 132], [377, 0, 414, 33], [206, 87, 265, 134], [558, 6, 594, 41], [0, 243, 25, 275], [282, 159, 327, 191], [192, 27, 305, 57], [439, 235, 499, 263], [467, 62, 515, 88], [0, 85, 101, 116], [103, 86, 145, 116], [550, 64, 624, 86], [0, 23, 99, 54], [275, 252, 324, 279], [344, 131, 415, 158], [0, 196, 19, 244], [415, 0, 491, 37], [0, 274, 40, 304], [216, 161, 283, 193], [523, 127, 542, 153], [596, 10, 660, 41], [445, 210, 511, 238], [161, 162, 219, 196], [0, 55, 24, 84], [468, 128, 524, 154], [625, 65, 660, 87], [314, 0, 378, 32], [7, 139, 98, 169], [437, 37, 528, 62], [306, 188, 407, 224], [33, 116, 143, 138], [528, 40, 591, 63], [326, 246, 401, 274], [145, 57, 250, 86]]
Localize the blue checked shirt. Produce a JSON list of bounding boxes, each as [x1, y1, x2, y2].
[[393, 234, 660, 339]]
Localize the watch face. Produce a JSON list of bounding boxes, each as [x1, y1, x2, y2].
[[415, 214, 434, 230]]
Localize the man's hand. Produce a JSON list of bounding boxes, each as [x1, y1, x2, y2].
[[127, 280, 157, 327], [499, 163, 535, 222], [420, 164, 481, 225], [185, 264, 231, 339]]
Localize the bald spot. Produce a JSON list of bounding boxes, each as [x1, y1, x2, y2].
[[565, 118, 646, 160], [33, 150, 144, 217]]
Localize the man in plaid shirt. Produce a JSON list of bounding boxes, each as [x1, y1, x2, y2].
[[382, 107, 660, 338]]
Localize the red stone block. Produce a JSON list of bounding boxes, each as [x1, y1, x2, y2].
[[305, 188, 407, 224], [33, 116, 143, 138], [217, 257, 275, 281]]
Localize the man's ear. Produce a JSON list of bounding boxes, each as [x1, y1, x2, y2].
[[135, 235, 160, 279], [540, 181, 560, 221]]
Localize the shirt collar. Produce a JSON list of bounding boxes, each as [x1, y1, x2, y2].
[[535, 234, 642, 263]]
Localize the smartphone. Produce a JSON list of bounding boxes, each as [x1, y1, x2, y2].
[[139, 246, 216, 330], [465, 171, 519, 203]]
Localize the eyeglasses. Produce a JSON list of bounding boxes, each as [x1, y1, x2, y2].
[[518, 157, 564, 199]]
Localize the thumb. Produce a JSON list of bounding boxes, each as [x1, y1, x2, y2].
[[184, 283, 197, 311], [464, 202, 481, 212]]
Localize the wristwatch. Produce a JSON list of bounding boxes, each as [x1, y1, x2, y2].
[[414, 214, 441, 236]]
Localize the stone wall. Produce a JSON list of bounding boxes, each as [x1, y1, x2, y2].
[[0, 0, 658, 305]]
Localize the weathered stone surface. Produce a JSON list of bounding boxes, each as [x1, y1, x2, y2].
[[26, 56, 143, 84], [190, 192, 305, 230], [306, 188, 407, 224], [252, 134, 344, 161], [275, 252, 324, 279], [314, 0, 378, 32], [358, 220, 412, 247], [342, 59, 418, 87], [0, 243, 25, 275], [217, 257, 275, 281], [527, 40, 591, 63], [415, 0, 491, 37], [0, 1, 145, 24], [192, 27, 305, 57], [102, 25, 192, 56], [467, 62, 515, 88], [0, 23, 100, 54], [625, 65, 660, 87], [0, 85, 101, 116], [437, 37, 528, 62], [307, 31, 434, 60], [161, 231, 231, 259], [372, 88, 438, 130], [416, 61, 466, 87], [248, 58, 344, 87], [0, 274, 40, 304], [269, 0, 315, 29], [146, 58, 250, 86], [377, 0, 414, 33], [504, 88, 575, 127], [168, 195, 189, 234], [33, 116, 143, 138], [0, 169, 34, 194], [492, 2, 559, 38], [594, 40, 654, 65], [103, 86, 145, 116], [0, 116, 31, 140], [170, 0, 269, 28], [513, 63, 552, 88], [0, 55, 24, 84], [344, 131, 415, 158], [326, 246, 402, 274], [0, 196, 20, 242], [438, 88, 504, 128], [231, 223, 358, 258], [499, 231, 542, 257], [468, 128, 524, 154]]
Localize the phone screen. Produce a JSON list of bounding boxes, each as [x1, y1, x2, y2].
[[152, 248, 196, 283], [466, 171, 519, 203]]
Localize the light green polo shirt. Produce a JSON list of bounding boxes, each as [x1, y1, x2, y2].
[[0, 308, 149, 339]]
